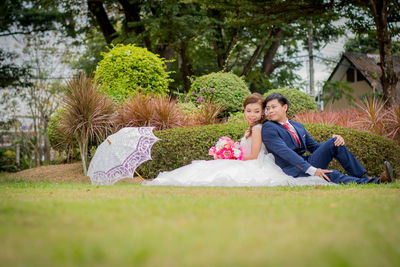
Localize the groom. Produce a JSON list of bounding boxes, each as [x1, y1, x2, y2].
[[261, 93, 394, 184]]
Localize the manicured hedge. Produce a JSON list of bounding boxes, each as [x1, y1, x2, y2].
[[138, 123, 400, 179]]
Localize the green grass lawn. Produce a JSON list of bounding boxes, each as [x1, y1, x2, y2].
[[1, 177, 400, 267]]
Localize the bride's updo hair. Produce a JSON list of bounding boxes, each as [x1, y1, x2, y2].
[[243, 93, 266, 139]]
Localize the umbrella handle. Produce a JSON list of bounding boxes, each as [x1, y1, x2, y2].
[[134, 170, 145, 181]]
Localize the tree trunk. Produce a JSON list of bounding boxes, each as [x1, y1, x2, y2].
[[78, 139, 88, 176], [262, 29, 282, 76], [43, 118, 50, 163], [117, 0, 152, 50], [87, 0, 117, 44], [157, 44, 175, 71], [208, 9, 226, 69], [241, 38, 269, 78], [178, 41, 194, 92], [222, 30, 240, 72], [369, 0, 399, 106]]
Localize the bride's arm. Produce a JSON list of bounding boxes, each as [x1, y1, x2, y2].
[[243, 126, 262, 161]]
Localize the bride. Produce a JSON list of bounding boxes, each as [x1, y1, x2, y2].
[[144, 93, 332, 187]]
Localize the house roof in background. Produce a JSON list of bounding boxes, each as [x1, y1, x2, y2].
[[328, 52, 400, 91]]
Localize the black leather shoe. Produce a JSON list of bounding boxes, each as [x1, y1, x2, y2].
[[379, 161, 394, 183]]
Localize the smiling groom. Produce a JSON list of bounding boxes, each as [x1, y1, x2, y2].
[[261, 93, 394, 184]]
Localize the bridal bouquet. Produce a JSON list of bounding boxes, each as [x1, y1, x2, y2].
[[208, 136, 245, 160]]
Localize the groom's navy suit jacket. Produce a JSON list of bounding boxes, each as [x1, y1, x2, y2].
[[262, 120, 320, 177]]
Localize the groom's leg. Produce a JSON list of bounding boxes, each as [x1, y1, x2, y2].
[[327, 170, 379, 184], [308, 138, 367, 177]]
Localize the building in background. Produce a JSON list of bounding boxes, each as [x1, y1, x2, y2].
[[324, 52, 400, 110]]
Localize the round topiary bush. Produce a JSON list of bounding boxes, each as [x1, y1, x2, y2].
[[264, 88, 317, 118], [95, 44, 171, 102], [48, 108, 76, 154], [138, 123, 400, 179], [48, 108, 66, 151], [188, 72, 251, 115]]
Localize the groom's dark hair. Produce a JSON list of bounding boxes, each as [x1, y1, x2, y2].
[[265, 93, 290, 112]]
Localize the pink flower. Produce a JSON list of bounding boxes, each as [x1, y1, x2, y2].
[[208, 147, 216, 156], [192, 90, 196, 95], [209, 136, 244, 160], [201, 88, 205, 91], [222, 149, 233, 159], [197, 97, 202, 102]]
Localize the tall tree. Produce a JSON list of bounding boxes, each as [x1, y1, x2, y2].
[[343, 0, 400, 106]]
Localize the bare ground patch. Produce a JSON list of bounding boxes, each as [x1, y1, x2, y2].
[[3, 162, 143, 184]]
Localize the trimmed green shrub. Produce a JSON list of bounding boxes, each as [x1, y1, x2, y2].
[[95, 44, 171, 102], [0, 148, 18, 172], [264, 88, 317, 118], [138, 123, 247, 178], [138, 123, 400, 179], [48, 108, 78, 160], [188, 72, 251, 115], [48, 108, 66, 151]]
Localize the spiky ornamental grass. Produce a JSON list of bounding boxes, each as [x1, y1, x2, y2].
[[354, 94, 386, 136], [116, 93, 154, 129], [293, 96, 400, 145], [60, 74, 115, 175], [116, 93, 188, 131], [195, 99, 225, 125], [151, 96, 186, 130], [384, 104, 400, 142]]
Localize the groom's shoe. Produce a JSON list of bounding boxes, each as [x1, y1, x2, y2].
[[379, 161, 394, 183]]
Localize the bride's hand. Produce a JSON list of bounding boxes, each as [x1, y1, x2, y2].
[[315, 168, 332, 182]]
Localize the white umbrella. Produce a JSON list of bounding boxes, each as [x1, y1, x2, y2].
[[87, 127, 160, 185]]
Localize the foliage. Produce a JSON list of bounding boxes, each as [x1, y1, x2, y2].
[[151, 96, 187, 130], [137, 123, 247, 178], [322, 81, 355, 104], [344, 33, 400, 56], [0, 50, 31, 89], [115, 93, 154, 128], [138, 123, 400, 179], [342, 0, 400, 106], [59, 74, 115, 175], [294, 99, 400, 144], [353, 95, 386, 136], [188, 72, 251, 115], [0, 148, 18, 172], [176, 102, 199, 119], [226, 111, 247, 125], [303, 123, 400, 178], [48, 108, 76, 161], [94, 44, 171, 102], [385, 104, 400, 142], [264, 88, 318, 118], [115, 93, 189, 131], [194, 99, 225, 125], [294, 110, 357, 129]]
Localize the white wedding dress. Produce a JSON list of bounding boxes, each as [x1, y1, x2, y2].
[[144, 125, 333, 187]]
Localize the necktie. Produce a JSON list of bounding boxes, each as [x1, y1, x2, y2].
[[283, 123, 300, 146]]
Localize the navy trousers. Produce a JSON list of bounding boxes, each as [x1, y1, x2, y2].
[[302, 138, 379, 184]]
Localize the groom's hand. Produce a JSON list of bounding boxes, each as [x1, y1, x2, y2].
[[315, 168, 333, 182], [332, 134, 345, 146]]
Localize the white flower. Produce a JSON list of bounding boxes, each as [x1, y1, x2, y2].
[[233, 148, 241, 158]]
